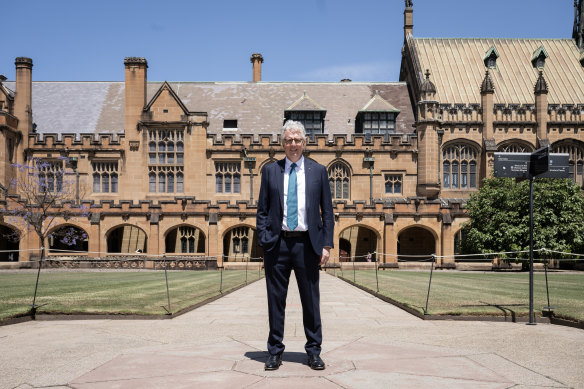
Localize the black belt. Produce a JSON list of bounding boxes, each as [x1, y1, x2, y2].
[[281, 230, 308, 238]]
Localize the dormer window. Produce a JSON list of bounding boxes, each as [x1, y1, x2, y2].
[[483, 46, 499, 69], [531, 45, 548, 69], [361, 112, 396, 135], [285, 92, 326, 140], [286, 111, 324, 139], [356, 91, 400, 139]]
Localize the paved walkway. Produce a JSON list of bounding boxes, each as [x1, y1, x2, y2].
[[1, 272, 583, 389]]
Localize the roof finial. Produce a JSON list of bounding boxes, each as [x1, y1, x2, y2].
[[534, 70, 549, 95], [425, 69, 431, 79], [481, 69, 495, 94]]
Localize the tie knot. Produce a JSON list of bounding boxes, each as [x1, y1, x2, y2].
[[291, 163, 297, 171]]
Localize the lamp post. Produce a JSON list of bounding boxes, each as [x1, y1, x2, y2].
[[69, 157, 79, 206], [363, 149, 375, 205]]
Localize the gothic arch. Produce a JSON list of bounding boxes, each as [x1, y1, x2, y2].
[[497, 140, 535, 153], [222, 224, 263, 261], [441, 141, 480, 190], [327, 159, 352, 200], [338, 224, 380, 261], [164, 224, 206, 254], [0, 223, 20, 261], [47, 223, 89, 253], [552, 139, 584, 187], [397, 225, 438, 261], [106, 224, 148, 253]]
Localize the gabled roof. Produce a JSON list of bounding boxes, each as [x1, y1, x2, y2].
[[5, 81, 415, 135], [359, 90, 401, 113], [413, 38, 584, 104], [145, 81, 189, 114], [285, 91, 326, 111]]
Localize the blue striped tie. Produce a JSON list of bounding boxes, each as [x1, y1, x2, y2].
[[287, 163, 298, 231]]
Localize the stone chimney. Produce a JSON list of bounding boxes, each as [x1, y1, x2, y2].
[[124, 57, 148, 140], [14, 57, 33, 136], [404, 0, 413, 39], [250, 53, 264, 82]]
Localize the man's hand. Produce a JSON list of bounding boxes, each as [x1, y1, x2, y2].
[[319, 247, 330, 266]]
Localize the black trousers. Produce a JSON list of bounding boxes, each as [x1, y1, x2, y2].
[[264, 233, 322, 356]]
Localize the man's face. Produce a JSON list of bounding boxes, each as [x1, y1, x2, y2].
[[282, 129, 305, 163]]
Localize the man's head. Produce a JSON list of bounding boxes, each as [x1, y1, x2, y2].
[[281, 120, 306, 163]]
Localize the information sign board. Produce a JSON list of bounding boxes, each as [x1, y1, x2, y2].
[[494, 153, 570, 179]]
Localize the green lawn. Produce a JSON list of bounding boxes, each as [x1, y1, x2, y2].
[[0, 269, 264, 321], [328, 269, 584, 322]]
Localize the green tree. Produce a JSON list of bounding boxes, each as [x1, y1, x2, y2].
[[461, 177, 584, 258]]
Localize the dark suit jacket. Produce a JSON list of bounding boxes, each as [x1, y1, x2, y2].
[[257, 157, 334, 255]]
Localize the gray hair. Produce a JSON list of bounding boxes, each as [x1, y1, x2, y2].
[[281, 120, 306, 143]]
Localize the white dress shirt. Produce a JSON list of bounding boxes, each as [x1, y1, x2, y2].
[[283, 156, 307, 231]]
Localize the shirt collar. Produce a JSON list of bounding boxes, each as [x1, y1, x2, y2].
[[285, 156, 304, 172]]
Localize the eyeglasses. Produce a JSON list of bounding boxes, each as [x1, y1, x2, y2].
[[284, 138, 304, 145]]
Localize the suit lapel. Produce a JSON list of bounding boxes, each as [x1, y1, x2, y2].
[[277, 159, 286, 211], [304, 158, 313, 213]]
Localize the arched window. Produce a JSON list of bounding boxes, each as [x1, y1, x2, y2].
[[149, 173, 156, 192], [158, 173, 166, 193], [225, 173, 232, 193], [233, 173, 241, 193], [167, 173, 174, 193], [328, 162, 350, 199], [442, 143, 478, 189], [166, 226, 206, 254], [102, 173, 109, 193], [498, 143, 532, 153], [177, 173, 184, 193], [93, 173, 100, 192], [111, 174, 118, 193], [158, 142, 166, 164], [553, 142, 584, 187]]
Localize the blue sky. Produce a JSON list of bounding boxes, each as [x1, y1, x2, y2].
[[1, 0, 574, 82]]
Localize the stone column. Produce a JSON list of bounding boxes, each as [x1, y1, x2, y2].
[[534, 70, 549, 145], [416, 70, 441, 198]]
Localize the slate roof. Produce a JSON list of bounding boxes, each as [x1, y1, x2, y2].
[[5, 81, 415, 136], [413, 38, 584, 105]]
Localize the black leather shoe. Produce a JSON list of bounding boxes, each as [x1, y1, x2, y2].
[[264, 353, 282, 370], [307, 354, 325, 370]]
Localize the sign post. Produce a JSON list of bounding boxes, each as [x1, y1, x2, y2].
[[494, 147, 569, 325]]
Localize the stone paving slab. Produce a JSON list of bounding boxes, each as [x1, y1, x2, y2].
[[1, 272, 583, 389]]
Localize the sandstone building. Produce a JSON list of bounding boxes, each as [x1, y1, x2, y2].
[[2, 3, 584, 268]]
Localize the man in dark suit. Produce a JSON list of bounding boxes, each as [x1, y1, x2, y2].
[[257, 120, 334, 371]]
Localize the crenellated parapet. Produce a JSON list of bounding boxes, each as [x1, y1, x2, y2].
[[27, 132, 125, 149], [208, 132, 417, 154]]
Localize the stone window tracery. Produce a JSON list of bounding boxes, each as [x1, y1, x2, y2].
[[92, 161, 118, 193], [37, 160, 64, 193], [328, 162, 350, 199], [443, 144, 478, 189], [215, 162, 241, 193], [385, 174, 402, 194], [148, 129, 184, 193], [553, 142, 584, 187]]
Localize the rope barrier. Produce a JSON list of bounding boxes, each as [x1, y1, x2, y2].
[[3, 246, 584, 262]]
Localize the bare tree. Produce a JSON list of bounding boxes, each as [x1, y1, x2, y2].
[[1, 157, 89, 259]]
